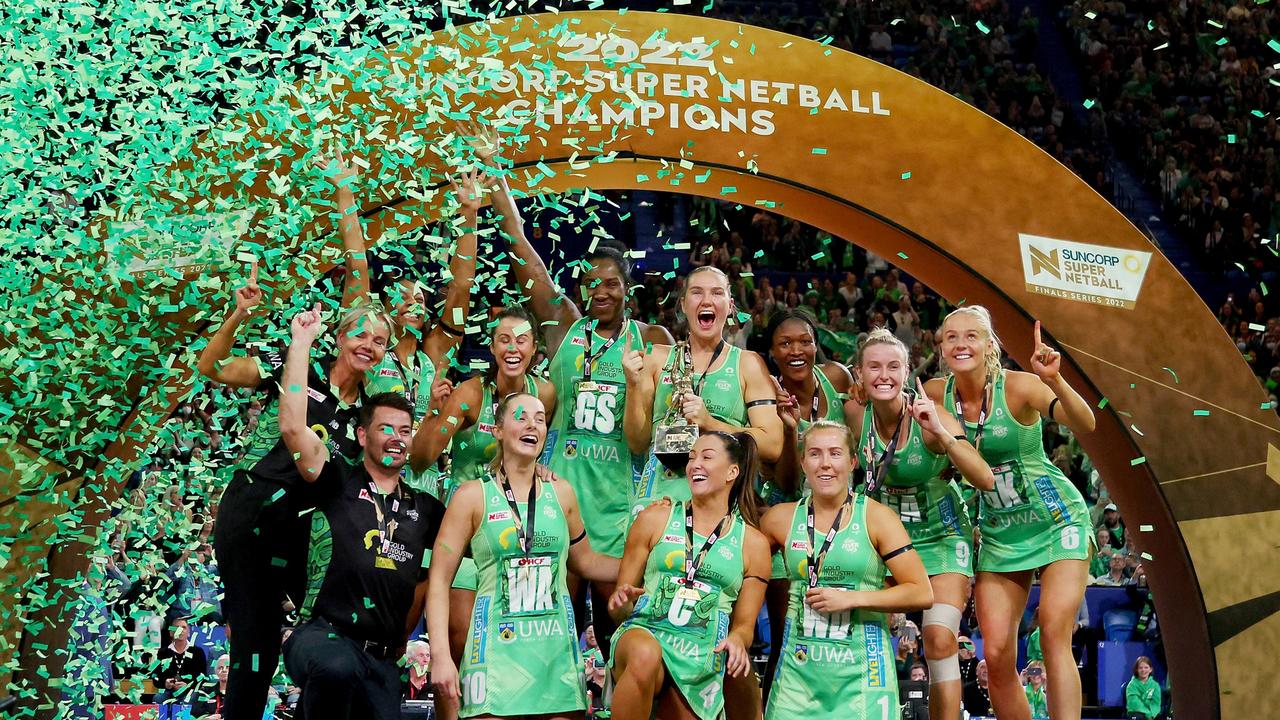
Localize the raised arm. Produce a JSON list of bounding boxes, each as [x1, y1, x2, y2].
[[196, 262, 267, 389], [559, 476, 621, 583], [484, 133, 580, 354], [717, 527, 770, 677], [422, 168, 484, 371], [318, 150, 372, 309], [1025, 320, 1096, 433], [771, 376, 803, 496], [427, 481, 483, 702], [909, 378, 995, 491], [683, 353, 784, 462], [278, 305, 330, 482], [623, 339, 662, 456], [410, 378, 481, 474]]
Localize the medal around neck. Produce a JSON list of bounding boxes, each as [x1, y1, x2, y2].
[[653, 341, 700, 472]]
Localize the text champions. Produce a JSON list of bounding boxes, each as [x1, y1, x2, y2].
[[468, 33, 891, 137]]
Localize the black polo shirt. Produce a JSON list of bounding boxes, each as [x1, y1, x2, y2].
[[233, 349, 364, 486], [308, 458, 445, 647]]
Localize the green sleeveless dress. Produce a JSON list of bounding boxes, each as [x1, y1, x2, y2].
[[766, 494, 899, 719], [612, 501, 747, 720], [943, 371, 1093, 572], [633, 344, 748, 512], [544, 317, 644, 558], [442, 374, 538, 592], [458, 473, 586, 717], [763, 368, 845, 580], [861, 405, 974, 577]]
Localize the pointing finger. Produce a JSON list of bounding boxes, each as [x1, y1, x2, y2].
[[1034, 320, 1042, 349]]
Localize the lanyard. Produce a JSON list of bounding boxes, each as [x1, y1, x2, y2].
[[806, 491, 854, 589], [955, 382, 991, 449], [583, 318, 626, 383], [690, 340, 727, 396], [683, 502, 733, 583], [497, 467, 539, 555], [390, 350, 419, 409], [863, 397, 908, 494], [367, 480, 403, 550]]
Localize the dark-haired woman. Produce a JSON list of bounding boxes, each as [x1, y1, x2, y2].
[[494, 177, 673, 656], [426, 392, 619, 719], [606, 432, 771, 720]]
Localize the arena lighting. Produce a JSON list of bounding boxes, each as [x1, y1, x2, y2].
[[4, 12, 1274, 719]]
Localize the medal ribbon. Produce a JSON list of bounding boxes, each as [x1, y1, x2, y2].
[[683, 502, 733, 584]]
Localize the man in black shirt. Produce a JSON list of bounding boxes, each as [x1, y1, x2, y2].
[[153, 616, 208, 703], [278, 307, 445, 719]]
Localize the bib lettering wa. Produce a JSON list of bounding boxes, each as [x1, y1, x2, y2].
[[458, 474, 584, 717], [546, 318, 642, 557]]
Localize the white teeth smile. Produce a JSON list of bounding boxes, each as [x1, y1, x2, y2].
[[504, 357, 521, 367], [875, 384, 894, 390], [519, 434, 538, 445], [788, 359, 806, 367], [955, 353, 972, 360], [691, 473, 709, 482]]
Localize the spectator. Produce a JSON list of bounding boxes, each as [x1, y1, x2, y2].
[[901, 663, 929, 720], [958, 635, 979, 685], [1023, 660, 1049, 719], [154, 616, 208, 703], [404, 640, 432, 701], [1095, 552, 1133, 587], [191, 654, 229, 719], [1098, 502, 1126, 549], [1092, 529, 1114, 577], [963, 659, 993, 717], [1126, 656, 1162, 720]]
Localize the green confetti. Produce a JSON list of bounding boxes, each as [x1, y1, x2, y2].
[[900, 171, 912, 180], [1131, 456, 1147, 466], [1193, 410, 1211, 416], [1083, 99, 1096, 109], [811, 148, 827, 155], [976, 21, 990, 34]]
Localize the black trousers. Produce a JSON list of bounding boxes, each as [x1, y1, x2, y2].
[[214, 471, 312, 720], [283, 618, 404, 720]]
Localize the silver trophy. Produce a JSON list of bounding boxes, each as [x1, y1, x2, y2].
[[653, 341, 700, 472]]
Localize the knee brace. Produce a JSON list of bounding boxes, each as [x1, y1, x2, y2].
[[922, 602, 963, 635], [922, 603, 964, 685]]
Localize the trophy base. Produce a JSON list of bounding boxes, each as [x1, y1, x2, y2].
[[653, 423, 699, 473]]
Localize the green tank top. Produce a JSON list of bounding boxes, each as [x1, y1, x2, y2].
[[943, 371, 1090, 560], [452, 375, 538, 486], [365, 347, 437, 424], [544, 317, 644, 556], [759, 368, 845, 507], [459, 473, 584, 716], [635, 344, 748, 506], [775, 494, 896, 699], [619, 501, 746, 720]]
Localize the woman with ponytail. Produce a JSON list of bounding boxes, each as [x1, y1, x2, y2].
[[845, 328, 994, 720], [606, 431, 771, 720], [925, 306, 1096, 720]]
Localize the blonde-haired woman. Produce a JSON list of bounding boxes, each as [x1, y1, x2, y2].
[[427, 392, 618, 719], [924, 307, 1096, 720], [845, 328, 994, 720], [197, 269, 392, 720]]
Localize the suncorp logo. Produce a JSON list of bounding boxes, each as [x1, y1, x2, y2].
[[1019, 234, 1152, 309]]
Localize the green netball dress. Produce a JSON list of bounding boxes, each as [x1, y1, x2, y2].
[[544, 317, 644, 558], [766, 494, 899, 720], [459, 474, 586, 717], [763, 368, 844, 580], [633, 344, 748, 511], [861, 405, 974, 577], [612, 502, 746, 720], [366, 348, 437, 424], [943, 371, 1093, 572], [444, 375, 540, 592]]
